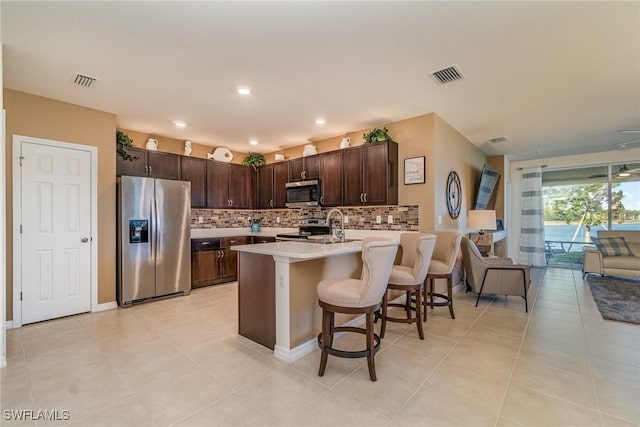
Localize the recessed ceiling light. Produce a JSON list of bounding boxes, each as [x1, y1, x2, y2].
[[249, 139, 259, 146], [173, 121, 187, 128], [237, 87, 251, 95], [315, 118, 326, 126]]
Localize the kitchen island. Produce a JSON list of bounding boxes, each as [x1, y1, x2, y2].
[[232, 240, 366, 362]]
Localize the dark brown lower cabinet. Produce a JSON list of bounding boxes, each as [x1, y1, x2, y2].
[[191, 236, 250, 287], [238, 252, 276, 349]]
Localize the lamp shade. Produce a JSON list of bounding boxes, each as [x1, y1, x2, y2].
[[468, 210, 496, 233]]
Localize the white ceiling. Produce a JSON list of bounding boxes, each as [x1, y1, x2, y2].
[[2, 1, 639, 160]]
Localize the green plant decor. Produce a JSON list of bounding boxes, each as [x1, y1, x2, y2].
[[116, 131, 138, 161], [363, 127, 391, 143], [242, 152, 266, 170]]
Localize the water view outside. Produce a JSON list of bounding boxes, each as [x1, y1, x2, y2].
[[543, 223, 640, 268], [542, 163, 640, 268]]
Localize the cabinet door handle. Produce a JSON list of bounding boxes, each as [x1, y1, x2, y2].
[[364, 193, 367, 203], [229, 199, 233, 207], [270, 200, 273, 208], [148, 166, 152, 176], [301, 171, 306, 180], [220, 250, 224, 258], [320, 196, 324, 205], [360, 193, 364, 203]]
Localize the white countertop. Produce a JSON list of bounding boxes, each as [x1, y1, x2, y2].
[[190, 227, 296, 239], [191, 227, 410, 240], [231, 240, 365, 260]]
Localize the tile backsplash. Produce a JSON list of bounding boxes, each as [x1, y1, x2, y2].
[[191, 205, 419, 231]]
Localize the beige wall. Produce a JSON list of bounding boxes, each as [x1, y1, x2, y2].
[[118, 128, 247, 164], [4, 89, 117, 320], [434, 115, 487, 231]]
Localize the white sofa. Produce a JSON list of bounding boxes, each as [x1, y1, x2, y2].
[[583, 230, 640, 278]]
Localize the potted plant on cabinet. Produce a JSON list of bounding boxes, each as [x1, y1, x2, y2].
[[116, 131, 138, 161], [363, 127, 391, 144], [242, 152, 266, 170]]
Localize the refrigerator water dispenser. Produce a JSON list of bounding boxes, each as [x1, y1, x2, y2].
[[129, 219, 149, 243]]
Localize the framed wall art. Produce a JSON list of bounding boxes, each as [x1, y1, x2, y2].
[[404, 156, 425, 185]]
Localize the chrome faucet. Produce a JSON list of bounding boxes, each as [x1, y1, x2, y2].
[[326, 208, 345, 242]]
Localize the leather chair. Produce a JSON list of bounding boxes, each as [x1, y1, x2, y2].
[[460, 237, 531, 312], [424, 231, 462, 319], [380, 233, 436, 340], [317, 238, 399, 382]]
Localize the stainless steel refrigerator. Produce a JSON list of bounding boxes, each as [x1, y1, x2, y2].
[[117, 176, 191, 307]]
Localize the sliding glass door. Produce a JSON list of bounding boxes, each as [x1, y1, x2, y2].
[[541, 162, 640, 267]]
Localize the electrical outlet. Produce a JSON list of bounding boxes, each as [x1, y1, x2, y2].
[[276, 216, 280, 223], [387, 215, 393, 224], [344, 215, 349, 224], [376, 215, 382, 224], [198, 216, 203, 224], [437, 215, 443, 225]]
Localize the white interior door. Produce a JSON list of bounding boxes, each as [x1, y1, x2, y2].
[[19, 141, 92, 324]]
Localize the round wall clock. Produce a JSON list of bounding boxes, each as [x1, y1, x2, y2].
[[446, 171, 462, 219]]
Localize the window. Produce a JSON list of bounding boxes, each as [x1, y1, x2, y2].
[[541, 162, 640, 267]]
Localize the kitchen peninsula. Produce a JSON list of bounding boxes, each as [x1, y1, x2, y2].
[[232, 240, 368, 362]]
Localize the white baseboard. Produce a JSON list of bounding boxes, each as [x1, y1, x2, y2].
[[4, 303, 116, 331], [274, 340, 317, 363], [92, 301, 117, 313], [273, 313, 370, 363]]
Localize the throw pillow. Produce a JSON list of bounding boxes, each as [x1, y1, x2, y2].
[[592, 237, 633, 257]]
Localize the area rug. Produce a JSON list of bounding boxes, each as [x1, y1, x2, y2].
[[586, 275, 640, 324]]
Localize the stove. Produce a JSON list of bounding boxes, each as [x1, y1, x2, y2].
[[276, 218, 332, 241]]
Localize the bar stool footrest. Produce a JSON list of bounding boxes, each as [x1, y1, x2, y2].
[[426, 292, 452, 306], [385, 302, 419, 324], [317, 326, 381, 359]]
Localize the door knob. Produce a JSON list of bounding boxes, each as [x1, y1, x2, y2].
[[81, 237, 89, 243]]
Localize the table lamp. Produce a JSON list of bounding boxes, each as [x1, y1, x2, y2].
[[467, 210, 496, 235]]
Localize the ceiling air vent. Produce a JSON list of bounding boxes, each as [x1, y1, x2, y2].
[[430, 65, 464, 84], [72, 73, 98, 88], [488, 137, 508, 144]]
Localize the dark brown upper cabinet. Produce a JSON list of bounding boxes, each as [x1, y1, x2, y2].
[[256, 162, 289, 209], [342, 140, 398, 206], [256, 164, 274, 209], [319, 151, 343, 207], [206, 160, 253, 209], [180, 156, 207, 208], [116, 147, 181, 180], [288, 155, 319, 182], [273, 162, 289, 208]]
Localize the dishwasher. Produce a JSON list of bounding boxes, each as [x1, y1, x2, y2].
[[191, 238, 220, 288]]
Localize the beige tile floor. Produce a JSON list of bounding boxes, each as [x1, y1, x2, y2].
[[1, 268, 639, 426]]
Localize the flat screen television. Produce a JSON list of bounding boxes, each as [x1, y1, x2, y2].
[[474, 164, 501, 210]]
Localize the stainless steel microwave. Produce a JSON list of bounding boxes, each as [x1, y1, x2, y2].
[[285, 179, 321, 208]]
